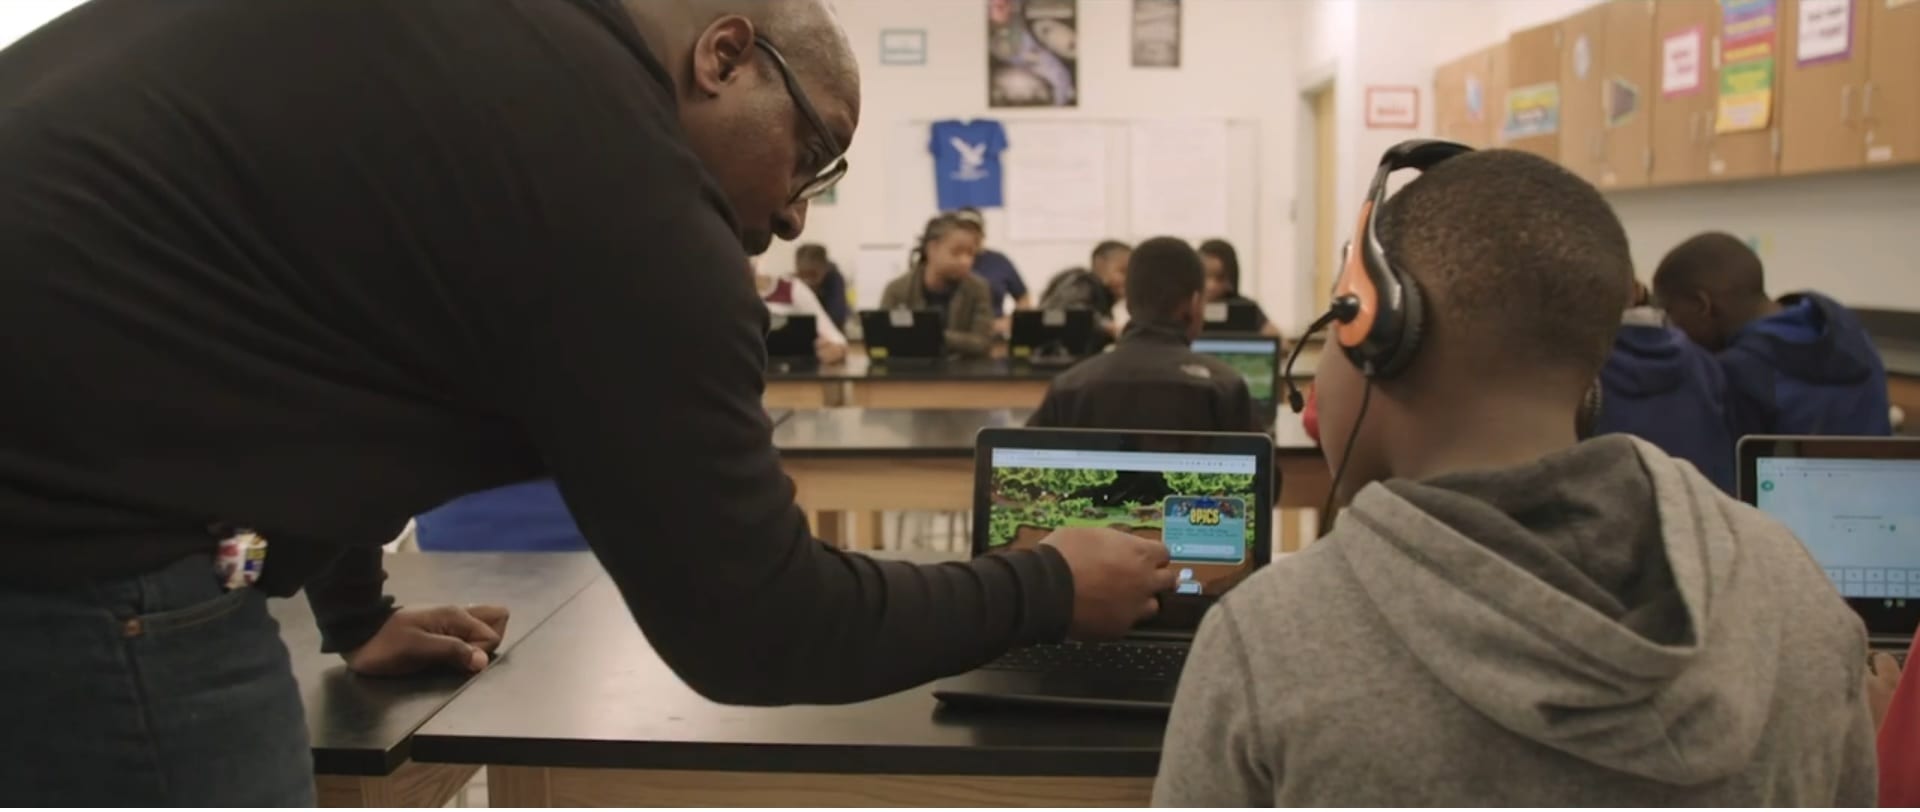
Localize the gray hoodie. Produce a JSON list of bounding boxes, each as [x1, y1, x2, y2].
[[1153, 436, 1876, 806]]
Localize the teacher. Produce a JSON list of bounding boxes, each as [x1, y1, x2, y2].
[[0, 0, 1175, 804]]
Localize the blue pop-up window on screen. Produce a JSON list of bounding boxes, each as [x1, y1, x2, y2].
[[1162, 496, 1246, 563]]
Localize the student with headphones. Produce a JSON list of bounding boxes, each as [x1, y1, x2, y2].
[[1155, 143, 1874, 806], [879, 214, 997, 359]]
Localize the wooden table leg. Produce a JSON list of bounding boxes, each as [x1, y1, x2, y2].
[[487, 765, 553, 807], [314, 762, 478, 807]]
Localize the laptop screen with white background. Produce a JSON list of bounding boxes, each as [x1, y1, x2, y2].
[[1753, 456, 1920, 600]]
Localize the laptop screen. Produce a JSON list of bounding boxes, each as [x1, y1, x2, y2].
[[1191, 338, 1277, 413], [984, 446, 1262, 601], [1754, 456, 1920, 602]]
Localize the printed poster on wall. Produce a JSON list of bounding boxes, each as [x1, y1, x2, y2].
[[1503, 83, 1561, 141], [1130, 0, 1181, 68], [1606, 78, 1641, 128], [1717, 0, 1776, 133], [1465, 74, 1485, 122], [989, 0, 1078, 108], [1796, 0, 1853, 65], [1661, 26, 1704, 97]]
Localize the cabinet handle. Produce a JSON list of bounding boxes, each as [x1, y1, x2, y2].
[[1842, 84, 1853, 124], [1863, 81, 1876, 123]]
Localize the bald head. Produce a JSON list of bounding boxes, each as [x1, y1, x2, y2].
[[616, 0, 861, 255], [621, 0, 859, 122]]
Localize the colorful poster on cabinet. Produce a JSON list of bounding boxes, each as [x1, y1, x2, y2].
[[989, 0, 1078, 108], [1717, 0, 1776, 133], [1503, 82, 1561, 141]]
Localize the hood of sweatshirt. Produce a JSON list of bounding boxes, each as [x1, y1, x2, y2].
[[1603, 308, 1704, 398], [1732, 292, 1881, 385], [1339, 435, 1781, 786]]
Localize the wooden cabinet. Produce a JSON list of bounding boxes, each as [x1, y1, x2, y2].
[[1779, 0, 1869, 174], [1435, 45, 1503, 148], [1600, 0, 1658, 189], [1559, 4, 1611, 185], [1650, 0, 1717, 185], [1504, 21, 1564, 160], [1865, 0, 1920, 167]]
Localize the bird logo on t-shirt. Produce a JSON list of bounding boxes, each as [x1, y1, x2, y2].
[[949, 137, 989, 181]]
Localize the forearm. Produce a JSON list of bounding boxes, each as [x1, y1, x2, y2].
[[304, 545, 398, 653]]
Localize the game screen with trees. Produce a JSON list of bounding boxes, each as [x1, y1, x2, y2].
[[985, 460, 1259, 596]]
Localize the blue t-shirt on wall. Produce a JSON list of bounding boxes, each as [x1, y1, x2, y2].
[[930, 119, 1008, 211]]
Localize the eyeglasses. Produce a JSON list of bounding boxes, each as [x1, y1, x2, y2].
[[753, 36, 849, 205]]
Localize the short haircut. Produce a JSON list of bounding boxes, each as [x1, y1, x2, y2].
[[795, 243, 829, 264], [1125, 237, 1205, 325], [1374, 149, 1631, 381], [1197, 239, 1241, 293], [950, 207, 986, 233], [1091, 240, 1132, 265], [1651, 232, 1766, 300]]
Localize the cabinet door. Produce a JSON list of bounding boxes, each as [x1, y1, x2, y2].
[[1435, 48, 1497, 147], [1560, 4, 1611, 185], [1865, 0, 1920, 166], [1779, 0, 1871, 174], [1706, 0, 1784, 181], [1601, 0, 1658, 188], [1650, 0, 1716, 186], [1504, 21, 1564, 160]]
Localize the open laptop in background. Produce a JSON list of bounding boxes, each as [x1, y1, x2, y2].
[[1199, 300, 1263, 336], [933, 427, 1274, 712], [1009, 308, 1095, 367], [763, 313, 819, 366], [859, 308, 945, 365], [1192, 336, 1281, 429], [1740, 435, 1920, 657]]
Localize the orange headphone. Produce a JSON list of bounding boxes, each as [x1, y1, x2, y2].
[[1284, 139, 1474, 412]]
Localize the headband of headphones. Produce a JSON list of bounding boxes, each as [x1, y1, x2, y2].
[[1330, 139, 1474, 379]]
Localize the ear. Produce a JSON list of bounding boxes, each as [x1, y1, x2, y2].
[[690, 16, 757, 97]]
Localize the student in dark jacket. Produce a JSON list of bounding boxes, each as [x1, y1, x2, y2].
[[1594, 280, 1736, 492], [1028, 237, 1265, 433], [1197, 238, 1281, 338], [1040, 240, 1132, 341], [1653, 232, 1890, 438], [879, 214, 996, 358], [793, 242, 849, 329]]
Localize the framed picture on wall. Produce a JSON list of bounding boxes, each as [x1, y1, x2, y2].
[[988, 0, 1078, 108], [1131, 0, 1180, 68], [1365, 86, 1420, 129]]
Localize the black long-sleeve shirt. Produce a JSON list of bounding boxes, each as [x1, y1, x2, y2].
[[0, 0, 1072, 703]]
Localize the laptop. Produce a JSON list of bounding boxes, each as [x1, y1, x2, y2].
[[932, 427, 1275, 712], [1199, 300, 1263, 336], [763, 313, 819, 362], [1739, 435, 1920, 655], [1009, 308, 1095, 366], [859, 308, 945, 364], [1192, 336, 1281, 429]]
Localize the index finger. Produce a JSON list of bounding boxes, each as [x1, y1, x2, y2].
[[1134, 537, 1171, 567], [466, 604, 511, 636]]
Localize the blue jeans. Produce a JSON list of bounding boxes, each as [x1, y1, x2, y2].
[[0, 554, 313, 805]]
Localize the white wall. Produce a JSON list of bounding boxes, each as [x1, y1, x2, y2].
[[1296, 0, 1920, 311], [775, 0, 1302, 326], [0, 0, 81, 49]]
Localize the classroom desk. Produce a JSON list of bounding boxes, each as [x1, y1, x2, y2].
[[271, 552, 604, 807], [410, 556, 1165, 807], [773, 408, 1329, 551]]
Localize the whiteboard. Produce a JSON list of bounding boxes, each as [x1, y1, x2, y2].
[[879, 117, 1262, 302]]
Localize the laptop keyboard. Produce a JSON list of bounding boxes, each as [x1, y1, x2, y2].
[[985, 640, 1190, 680]]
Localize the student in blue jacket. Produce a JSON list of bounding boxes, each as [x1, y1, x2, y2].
[[1594, 280, 1736, 492], [1653, 232, 1890, 438]]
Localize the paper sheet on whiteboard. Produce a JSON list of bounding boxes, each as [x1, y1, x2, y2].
[[1129, 120, 1229, 238], [852, 246, 905, 313], [1005, 124, 1109, 241]]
